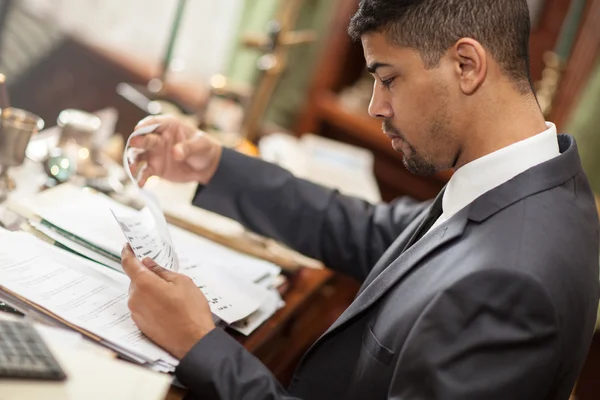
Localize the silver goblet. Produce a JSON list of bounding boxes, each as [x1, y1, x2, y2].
[[0, 108, 45, 201]]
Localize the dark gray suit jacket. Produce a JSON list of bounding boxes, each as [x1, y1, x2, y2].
[[176, 134, 600, 400]]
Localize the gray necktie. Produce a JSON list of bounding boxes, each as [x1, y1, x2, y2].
[[402, 191, 444, 253]]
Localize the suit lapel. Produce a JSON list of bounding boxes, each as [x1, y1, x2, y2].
[[358, 207, 428, 291], [325, 206, 470, 335], [359, 189, 446, 291]]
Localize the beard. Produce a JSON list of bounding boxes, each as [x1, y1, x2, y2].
[[383, 119, 437, 176]]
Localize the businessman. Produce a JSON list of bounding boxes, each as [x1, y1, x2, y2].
[[121, 0, 600, 398]]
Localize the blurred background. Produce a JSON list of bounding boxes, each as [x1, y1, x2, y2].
[[0, 0, 599, 397], [0, 0, 599, 201]]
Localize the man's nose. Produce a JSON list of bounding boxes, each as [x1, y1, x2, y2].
[[368, 85, 393, 119]]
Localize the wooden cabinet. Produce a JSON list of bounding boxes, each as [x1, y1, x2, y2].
[[295, 0, 573, 202]]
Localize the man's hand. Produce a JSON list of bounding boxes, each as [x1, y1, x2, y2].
[[130, 114, 223, 186], [121, 244, 216, 359]]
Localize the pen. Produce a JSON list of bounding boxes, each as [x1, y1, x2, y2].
[[0, 301, 24, 316]]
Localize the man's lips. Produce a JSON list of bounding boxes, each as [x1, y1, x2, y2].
[[384, 131, 408, 153], [384, 131, 401, 140]]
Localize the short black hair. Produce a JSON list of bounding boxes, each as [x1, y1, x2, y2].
[[348, 0, 533, 94]]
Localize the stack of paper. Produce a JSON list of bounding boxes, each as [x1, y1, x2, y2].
[[1, 184, 285, 373], [0, 122, 288, 372], [15, 184, 283, 332], [0, 229, 179, 372]]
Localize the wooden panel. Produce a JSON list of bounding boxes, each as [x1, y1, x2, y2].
[[529, 0, 572, 82], [550, 0, 600, 130]]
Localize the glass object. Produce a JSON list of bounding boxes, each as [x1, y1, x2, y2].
[[56, 109, 105, 179], [0, 107, 44, 201]]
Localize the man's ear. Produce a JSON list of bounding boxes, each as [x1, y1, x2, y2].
[[452, 38, 487, 95]]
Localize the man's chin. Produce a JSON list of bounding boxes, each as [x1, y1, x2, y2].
[[402, 157, 436, 176]]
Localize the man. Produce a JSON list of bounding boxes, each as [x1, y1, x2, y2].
[[121, 0, 600, 398]]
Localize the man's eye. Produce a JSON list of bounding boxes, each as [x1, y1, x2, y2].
[[381, 77, 395, 88]]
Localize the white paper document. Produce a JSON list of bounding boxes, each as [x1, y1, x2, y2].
[[113, 123, 179, 272], [30, 219, 124, 274], [25, 184, 281, 330], [229, 289, 285, 336], [0, 231, 178, 369], [112, 208, 178, 271]]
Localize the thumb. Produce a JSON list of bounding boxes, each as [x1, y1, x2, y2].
[[142, 257, 178, 282]]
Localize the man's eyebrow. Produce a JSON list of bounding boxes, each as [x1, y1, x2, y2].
[[367, 62, 392, 74]]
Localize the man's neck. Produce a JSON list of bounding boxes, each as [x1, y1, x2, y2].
[[454, 94, 548, 170]]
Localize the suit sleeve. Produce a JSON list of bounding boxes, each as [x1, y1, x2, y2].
[[390, 269, 561, 399], [193, 148, 429, 281], [175, 328, 301, 400]]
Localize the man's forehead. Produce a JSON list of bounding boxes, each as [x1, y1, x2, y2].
[[362, 32, 425, 70], [362, 32, 412, 55]]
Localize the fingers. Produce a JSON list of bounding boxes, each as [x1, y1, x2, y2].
[[128, 156, 154, 187], [129, 153, 146, 177], [137, 164, 155, 187], [129, 133, 163, 150], [122, 245, 167, 288], [172, 134, 209, 161], [141, 258, 179, 283], [121, 244, 147, 280], [134, 114, 175, 131]]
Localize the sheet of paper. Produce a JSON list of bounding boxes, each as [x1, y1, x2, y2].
[[171, 224, 281, 284], [114, 123, 179, 271], [229, 289, 285, 336], [25, 185, 280, 324], [0, 231, 178, 368], [32, 186, 136, 259], [30, 220, 125, 275], [112, 209, 178, 271]]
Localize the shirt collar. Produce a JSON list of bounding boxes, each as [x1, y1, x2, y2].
[[441, 122, 560, 218]]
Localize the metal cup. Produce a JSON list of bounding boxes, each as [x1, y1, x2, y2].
[[0, 108, 45, 200]]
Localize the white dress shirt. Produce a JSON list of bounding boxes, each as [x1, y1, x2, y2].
[[427, 122, 560, 233]]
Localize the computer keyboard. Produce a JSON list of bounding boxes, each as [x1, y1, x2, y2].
[[0, 320, 67, 380]]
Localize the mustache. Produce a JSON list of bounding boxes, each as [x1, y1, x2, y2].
[[383, 119, 404, 139]]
